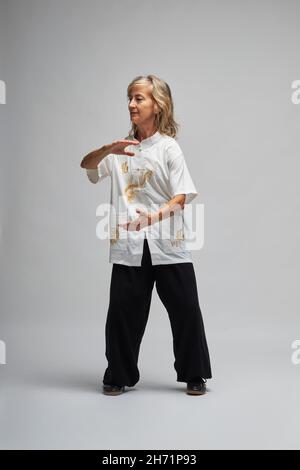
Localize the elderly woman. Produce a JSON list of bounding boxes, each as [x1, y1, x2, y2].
[[81, 74, 212, 396]]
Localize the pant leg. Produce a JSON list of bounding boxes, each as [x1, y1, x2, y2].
[[103, 238, 155, 387], [155, 262, 212, 381]]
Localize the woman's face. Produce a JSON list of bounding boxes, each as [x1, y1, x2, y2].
[[128, 83, 158, 127]]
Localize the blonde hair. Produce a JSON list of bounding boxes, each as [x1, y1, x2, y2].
[[127, 75, 180, 139]]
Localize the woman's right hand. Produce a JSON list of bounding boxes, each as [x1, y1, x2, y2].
[[105, 139, 140, 157], [81, 138, 140, 169]]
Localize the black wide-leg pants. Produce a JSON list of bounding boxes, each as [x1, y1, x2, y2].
[[103, 237, 212, 387]]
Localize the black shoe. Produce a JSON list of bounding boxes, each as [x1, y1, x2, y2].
[[186, 378, 207, 395], [103, 384, 125, 396]]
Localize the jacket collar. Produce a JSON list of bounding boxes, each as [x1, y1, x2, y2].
[[128, 130, 163, 149]]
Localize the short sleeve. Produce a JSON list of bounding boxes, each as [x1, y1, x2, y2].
[[166, 142, 198, 203], [86, 154, 113, 184]]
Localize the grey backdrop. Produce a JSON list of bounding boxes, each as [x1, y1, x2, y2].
[[1, 0, 300, 450]]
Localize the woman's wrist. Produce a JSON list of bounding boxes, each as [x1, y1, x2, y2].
[[150, 210, 163, 225]]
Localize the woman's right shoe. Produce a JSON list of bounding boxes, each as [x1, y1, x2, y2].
[[103, 384, 125, 396], [186, 378, 207, 395]]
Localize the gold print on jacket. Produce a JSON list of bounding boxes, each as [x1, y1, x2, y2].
[[124, 169, 154, 203], [170, 229, 185, 247], [110, 226, 120, 245], [121, 162, 128, 174]]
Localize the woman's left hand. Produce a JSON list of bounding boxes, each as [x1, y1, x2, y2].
[[118, 208, 152, 231]]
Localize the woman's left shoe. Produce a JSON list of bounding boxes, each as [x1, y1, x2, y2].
[[186, 379, 207, 395], [103, 384, 125, 396]]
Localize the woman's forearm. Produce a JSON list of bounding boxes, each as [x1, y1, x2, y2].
[[151, 194, 186, 225], [80, 145, 110, 169]]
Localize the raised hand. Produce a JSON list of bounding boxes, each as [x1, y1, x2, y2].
[[106, 139, 140, 157], [80, 138, 140, 168]]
